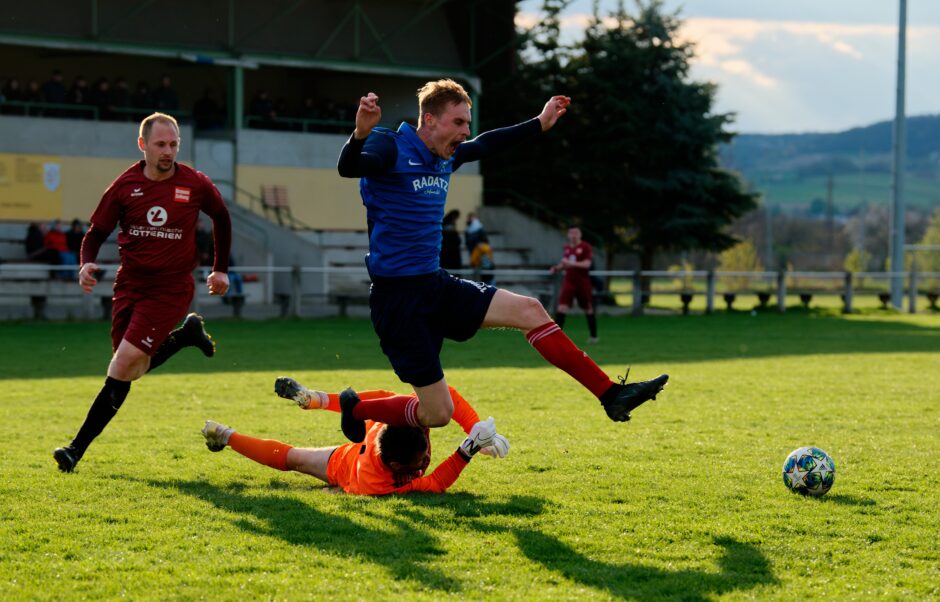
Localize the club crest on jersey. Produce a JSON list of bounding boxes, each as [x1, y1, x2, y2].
[[174, 187, 191, 203]]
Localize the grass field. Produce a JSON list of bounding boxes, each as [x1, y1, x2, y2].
[[2, 311, 939, 600]]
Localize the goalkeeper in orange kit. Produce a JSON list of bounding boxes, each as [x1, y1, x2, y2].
[[201, 377, 510, 495]]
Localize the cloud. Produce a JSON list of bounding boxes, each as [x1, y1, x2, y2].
[[514, 10, 940, 132]]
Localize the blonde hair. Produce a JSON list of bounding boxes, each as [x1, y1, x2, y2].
[[139, 112, 180, 141], [417, 79, 471, 127]]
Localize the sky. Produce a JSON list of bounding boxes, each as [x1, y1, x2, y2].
[[516, 1, 940, 134]]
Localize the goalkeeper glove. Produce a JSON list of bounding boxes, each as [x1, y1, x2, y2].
[[479, 433, 510, 458], [458, 417, 496, 460]]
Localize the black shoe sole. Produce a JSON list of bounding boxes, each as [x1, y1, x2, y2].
[[183, 313, 216, 358], [339, 388, 366, 443], [604, 374, 669, 422], [53, 447, 78, 472], [274, 377, 302, 402]]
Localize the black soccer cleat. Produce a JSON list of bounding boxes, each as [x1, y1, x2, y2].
[[53, 445, 81, 473], [339, 387, 366, 443], [181, 312, 216, 357], [601, 372, 669, 422]]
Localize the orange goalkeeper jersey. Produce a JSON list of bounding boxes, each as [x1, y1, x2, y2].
[[324, 386, 481, 495]]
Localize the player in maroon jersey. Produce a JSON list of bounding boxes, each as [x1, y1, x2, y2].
[[550, 226, 598, 343], [53, 112, 232, 473]]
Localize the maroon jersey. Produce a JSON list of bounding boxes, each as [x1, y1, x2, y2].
[[562, 241, 593, 282], [84, 161, 230, 282]]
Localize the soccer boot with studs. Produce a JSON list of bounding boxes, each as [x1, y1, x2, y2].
[[53, 445, 82, 473], [202, 420, 233, 452], [274, 376, 326, 409], [339, 388, 366, 443], [181, 313, 216, 357], [601, 369, 669, 422]]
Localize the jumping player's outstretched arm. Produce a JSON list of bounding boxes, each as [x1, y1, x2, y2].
[[337, 92, 398, 178], [453, 95, 571, 169]]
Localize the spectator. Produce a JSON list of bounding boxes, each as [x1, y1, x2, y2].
[[67, 75, 91, 118], [195, 220, 214, 270], [440, 209, 462, 270], [131, 80, 153, 118], [24, 80, 42, 115], [43, 220, 76, 279], [152, 74, 179, 112], [469, 234, 496, 285], [90, 77, 112, 120], [1, 78, 23, 115], [248, 89, 275, 128], [464, 211, 487, 256], [41, 70, 67, 115], [298, 96, 319, 128], [111, 77, 131, 119], [25, 222, 54, 262], [193, 88, 222, 131], [66, 219, 86, 258]]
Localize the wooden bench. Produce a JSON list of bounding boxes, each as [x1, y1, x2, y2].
[[260, 185, 293, 227]]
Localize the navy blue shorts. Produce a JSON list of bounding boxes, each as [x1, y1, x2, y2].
[[369, 269, 497, 387]]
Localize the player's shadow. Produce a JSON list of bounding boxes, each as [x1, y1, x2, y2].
[[513, 530, 776, 601], [139, 477, 462, 592], [399, 494, 776, 600]]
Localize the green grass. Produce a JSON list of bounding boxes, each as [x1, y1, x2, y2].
[[2, 313, 939, 600], [754, 171, 939, 211]]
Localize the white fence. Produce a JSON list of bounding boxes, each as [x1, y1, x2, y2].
[[1, 263, 939, 320]]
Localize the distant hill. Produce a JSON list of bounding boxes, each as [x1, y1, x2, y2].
[[720, 114, 940, 211]]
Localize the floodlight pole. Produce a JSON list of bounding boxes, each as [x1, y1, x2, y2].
[[889, 0, 908, 308]]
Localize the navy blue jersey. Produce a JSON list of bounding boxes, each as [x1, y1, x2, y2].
[[338, 119, 542, 277]]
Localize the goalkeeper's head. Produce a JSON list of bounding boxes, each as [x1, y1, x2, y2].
[[377, 425, 431, 473]]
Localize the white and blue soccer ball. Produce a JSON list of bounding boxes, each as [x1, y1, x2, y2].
[[782, 446, 835, 496]]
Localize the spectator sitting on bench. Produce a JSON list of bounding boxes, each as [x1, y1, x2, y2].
[[25, 222, 56, 262], [67, 219, 85, 259], [43, 219, 77, 279]]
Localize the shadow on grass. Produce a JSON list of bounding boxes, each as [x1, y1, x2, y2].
[[818, 493, 877, 507], [513, 531, 776, 601], [4, 311, 939, 379], [140, 477, 463, 592], [397, 495, 777, 600]]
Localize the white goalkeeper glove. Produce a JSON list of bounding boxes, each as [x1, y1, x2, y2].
[[458, 417, 496, 460], [479, 433, 510, 459]]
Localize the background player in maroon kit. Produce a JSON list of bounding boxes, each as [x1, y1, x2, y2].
[[550, 226, 598, 343], [53, 112, 232, 473]]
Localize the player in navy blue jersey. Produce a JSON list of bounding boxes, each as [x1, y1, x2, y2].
[[336, 79, 667, 443]]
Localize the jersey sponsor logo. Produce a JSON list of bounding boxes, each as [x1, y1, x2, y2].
[[129, 205, 183, 239], [174, 187, 191, 203], [411, 175, 448, 196], [131, 187, 144, 197], [147, 206, 168, 227]]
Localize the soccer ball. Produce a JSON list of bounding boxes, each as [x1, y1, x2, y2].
[[782, 446, 835, 496]]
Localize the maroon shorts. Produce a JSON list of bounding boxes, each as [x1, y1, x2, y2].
[[558, 277, 594, 311], [110, 277, 194, 355]]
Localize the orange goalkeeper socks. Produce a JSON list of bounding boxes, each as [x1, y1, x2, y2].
[[228, 432, 293, 471]]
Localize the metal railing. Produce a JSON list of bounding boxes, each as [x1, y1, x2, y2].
[[2, 264, 939, 320]]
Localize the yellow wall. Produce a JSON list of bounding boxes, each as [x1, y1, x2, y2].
[[1, 153, 484, 230], [0, 153, 134, 222], [235, 164, 483, 230], [62, 157, 138, 221]]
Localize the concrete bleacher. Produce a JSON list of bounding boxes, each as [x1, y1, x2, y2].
[[0, 222, 115, 320]]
